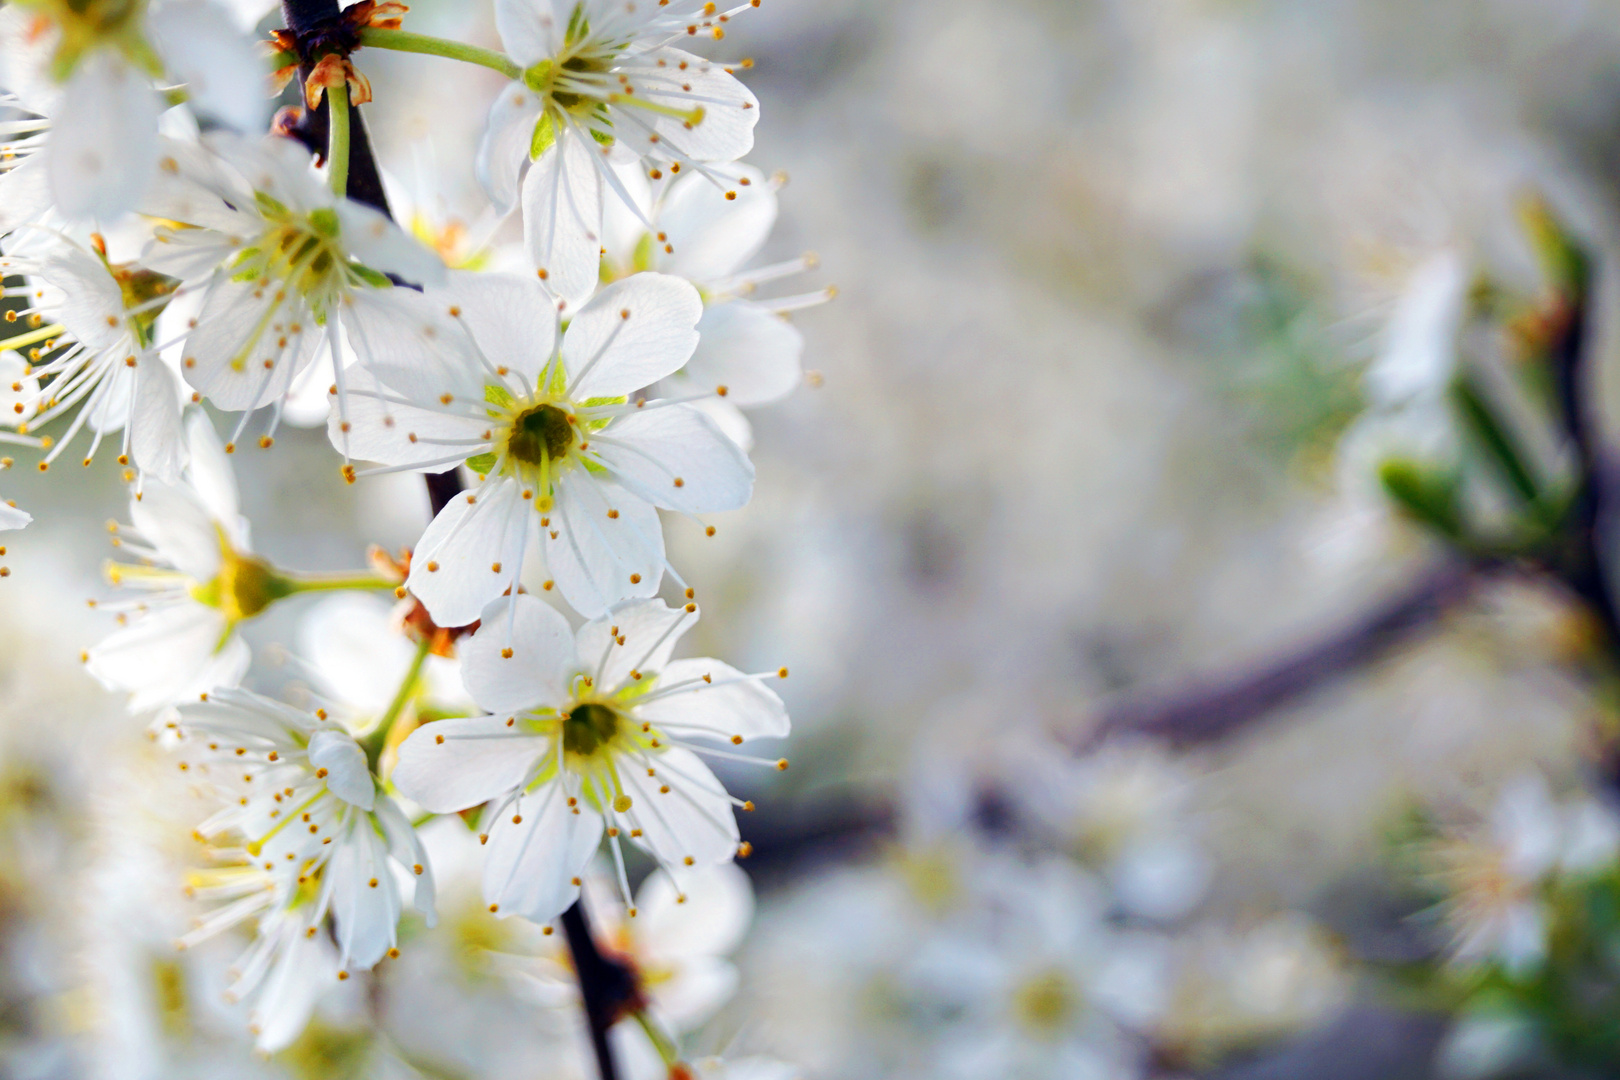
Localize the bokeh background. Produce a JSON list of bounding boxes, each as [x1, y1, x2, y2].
[[13, 0, 1620, 1076]]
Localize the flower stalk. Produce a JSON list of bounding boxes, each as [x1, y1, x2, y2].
[[358, 28, 521, 81]]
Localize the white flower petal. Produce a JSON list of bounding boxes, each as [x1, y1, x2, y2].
[[657, 165, 775, 283], [637, 658, 788, 740], [494, 0, 564, 64], [0, 501, 29, 531], [594, 401, 752, 513], [637, 861, 753, 961], [435, 270, 557, 385], [34, 241, 124, 349], [308, 729, 375, 810], [483, 781, 603, 923], [85, 604, 248, 712], [648, 955, 739, 1033], [407, 478, 533, 629], [393, 714, 549, 814], [148, 0, 266, 132], [249, 924, 336, 1053], [181, 408, 244, 541], [330, 362, 489, 468], [297, 593, 417, 714], [563, 272, 702, 400], [684, 300, 803, 406], [620, 49, 757, 165], [130, 357, 187, 483], [0, 154, 54, 237], [463, 593, 578, 713], [327, 822, 397, 970], [129, 480, 222, 580], [522, 123, 604, 307], [476, 83, 544, 215], [181, 279, 321, 412], [622, 747, 739, 869], [47, 52, 161, 221], [543, 470, 663, 619], [336, 200, 447, 288], [576, 598, 691, 692], [374, 795, 437, 925]]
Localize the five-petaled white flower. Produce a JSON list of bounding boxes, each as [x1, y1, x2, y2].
[[478, 0, 760, 303], [0, 0, 264, 224], [84, 409, 258, 711], [339, 269, 752, 624], [392, 593, 788, 926], [0, 235, 186, 480], [140, 134, 446, 451]]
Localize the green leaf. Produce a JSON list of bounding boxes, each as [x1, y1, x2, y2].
[[484, 382, 515, 409], [529, 111, 557, 161], [1451, 374, 1539, 505], [1379, 458, 1466, 540], [466, 452, 497, 476]]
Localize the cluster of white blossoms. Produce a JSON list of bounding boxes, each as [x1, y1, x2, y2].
[[0, 0, 814, 1072]]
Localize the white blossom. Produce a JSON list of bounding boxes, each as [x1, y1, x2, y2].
[[172, 687, 436, 1045], [84, 409, 255, 711], [601, 162, 827, 449], [510, 861, 753, 1034], [338, 269, 751, 624], [0, 0, 264, 224], [392, 593, 787, 925], [478, 0, 760, 303], [140, 134, 447, 450], [0, 235, 186, 480]]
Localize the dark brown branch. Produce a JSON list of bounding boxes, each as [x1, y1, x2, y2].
[[1089, 557, 1492, 747], [560, 904, 641, 1080]]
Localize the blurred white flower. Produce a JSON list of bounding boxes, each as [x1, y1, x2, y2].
[[477, 0, 760, 303], [85, 409, 255, 712], [139, 134, 446, 450], [0, 0, 263, 223], [908, 855, 1165, 1080], [685, 1055, 801, 1080], [295, 592, 470, 727], [0, 235, 186, 480], [510, 861, 753, 1036], [1155, 915, 1346, 1062], [1012, 739, 1212, 922], [602, 163, 824, 450], [393, 593, 787, 924], [338, 269, 750, 624], [1423, 773, 1620, 976], [172, 687, 436, 1046]]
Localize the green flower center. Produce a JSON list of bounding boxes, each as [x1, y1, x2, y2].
[[506, 403, 574, 466], [562, 702, 622, 759]]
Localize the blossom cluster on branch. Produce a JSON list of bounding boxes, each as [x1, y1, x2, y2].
[[0, 0, 822, 1074]]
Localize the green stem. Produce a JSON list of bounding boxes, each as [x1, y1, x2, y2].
[[631, 1010, 680, 1066], [268, 48, 299, 72], [359, 28, 523, 81], [377, 637, 432, 741], [328, 81, 351, 199], [280, 571, 398, 594]]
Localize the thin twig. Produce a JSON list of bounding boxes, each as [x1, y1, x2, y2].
[[1088, 557, 1494, 748]]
